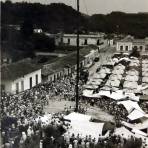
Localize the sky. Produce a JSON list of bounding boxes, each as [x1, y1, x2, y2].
[[4, 0, 148, 15]]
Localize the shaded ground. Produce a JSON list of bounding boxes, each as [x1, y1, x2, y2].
[[86, 106, 115, 122], [44, 100, 75, 113], [44, 99, 115, 123]]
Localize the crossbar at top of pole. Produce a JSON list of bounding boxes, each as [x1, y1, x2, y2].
[[75, 0, 79, 112]]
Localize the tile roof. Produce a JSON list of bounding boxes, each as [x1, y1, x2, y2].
[[1, 61, 41, 81]]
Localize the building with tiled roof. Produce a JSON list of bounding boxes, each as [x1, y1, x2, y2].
[[1, 60, 42, 94], [116, 36, 148, 52]]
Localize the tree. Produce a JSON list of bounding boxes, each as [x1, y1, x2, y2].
[[21, 19, 34, 39], [30, 33, 55, 52]]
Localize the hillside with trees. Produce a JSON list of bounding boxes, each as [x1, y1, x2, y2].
[[1, 0, 148, 62], [1, 1, 148, 37]]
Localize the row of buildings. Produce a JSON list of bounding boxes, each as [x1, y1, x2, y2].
[[1, 47, 98, 94], [1, 34, 148, 94], [116, 36, 148, 52], [54, 33, 148, 52], [47, 33, 114, 47]]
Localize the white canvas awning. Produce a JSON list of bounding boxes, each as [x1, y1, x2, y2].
[[118, 57, 130, 63], [127, 109, 145, 120], [83, 89, 94, 97], [126, 70, 139, 76], [95, 73, 107, 79], [114, 127, 135, 139], [129, 62, 140, 67], [64, 112, 91, 122], [142, 77, 148, 83], [122, 119, 148, 130], [109, 74, 122, 80], [117, 100, 144, 113], [105, 80, 120, 87], [142, 60, 148, 64], [112, 69, 124, 75], [142, 89, 148, 95], [64, 113, 105, 140], [123, 81, 138, 89], [132, 129, 148, 137], [142, 71, 148, 77], [125, 75, 139, 82], [91, 90, 125, 100]]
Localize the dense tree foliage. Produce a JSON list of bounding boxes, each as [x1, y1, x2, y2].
[[1, 1, 148, 38], [30, 33, 55, 51], [89, 12, 148, 38], [1, 1, 87, 33], [1, 27, 55, 62], [1, 1, 148, 62]]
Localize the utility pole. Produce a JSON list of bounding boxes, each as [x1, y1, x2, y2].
[[75, 0, 79, 112]]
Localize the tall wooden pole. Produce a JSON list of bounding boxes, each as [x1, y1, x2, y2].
[[75, 0, 79, 112]]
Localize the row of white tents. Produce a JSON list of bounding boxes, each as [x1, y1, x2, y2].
[[64, 112, 148, 144], [84, 66, 111, 90], [82, 88, 148, 138], [103, 64, 125, 89], [142, 60, 148, 84], [129, 59, 140, 67]]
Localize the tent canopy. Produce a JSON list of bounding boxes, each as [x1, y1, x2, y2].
[[83, 89, 94, 97], [64, 112, 91, 122], [127, 109, 145, 121], [117, 100, 144, 113], [64, 113, 105, 140]]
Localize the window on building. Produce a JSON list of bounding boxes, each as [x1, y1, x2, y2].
[[21, 81, 24, 91], [134, 46, 138, 50], [16, 83, 19, 93], [35, 74, 38, 85], [120, 46, 123, 51], [140, 46, 143, 50], [29, 77, 32, 89], [84, 39, 88, 45], [68, 38, 70, 45], [125, 46, 128, 51], [54, 75, 56, 81]]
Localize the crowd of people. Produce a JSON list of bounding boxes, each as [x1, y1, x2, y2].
[[1, 75, 84, 148], [82, 95, 128, 124], [1, 69, 148, 148], [46, 76, 83, 101], [41, 131, 143, 148], [139, 102, 148, 113], [96, 96, 128, 122]]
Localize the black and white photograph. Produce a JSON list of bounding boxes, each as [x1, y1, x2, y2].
[[1, 0, 148, 148]]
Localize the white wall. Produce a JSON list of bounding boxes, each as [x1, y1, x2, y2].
[[1, 80, 13, 93], [62, 36, 100, 46], [3, 69, 41, 94], [116, 42, 133, 51]]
